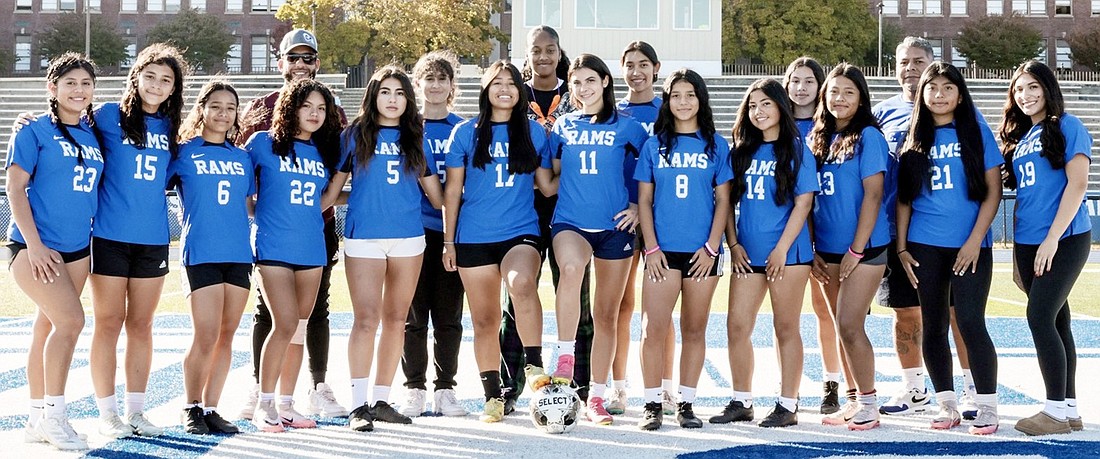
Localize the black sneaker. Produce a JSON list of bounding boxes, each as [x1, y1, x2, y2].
[[638, 401, 663, 431], [677, 402, 703, 429], [182, 406, 209, 435], [371, 401, 412, 424], [203, 411, 239, 434], [503, 396, 517, 416], [821, 381, 840, 415], [709, 399, 754, 423], [759, 402, 798, 428], [349, 404, 374, 432]]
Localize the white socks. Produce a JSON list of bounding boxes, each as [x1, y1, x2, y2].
[[1044, 399, 1067, 421], [44, 395, 65, 417], [29, 399, 44, 425], [126, 392, 145, 415], [902, 367, 926, 391], [679, 386, 697, 404], [372, 385, 391, 405], [974, 393, 997, 409], [590, 383, 607, 400], [824, 372, 841, 383], [1067, 398, 1079, 419], [733, 391, 753, 408], [662, 379, 675, 393], [96, 395, 118, 418], [778, 396, 798, 412], [351, 378, 369, 407], [644, 387, 662, 404], [556, 341, 575, 357], [612, 380, 627, 390], [936, 390, 957, 405], [278, 395, 294, 407]]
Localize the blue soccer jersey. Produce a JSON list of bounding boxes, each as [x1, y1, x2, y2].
[[7, 114, 103, 252], [907, 124, 1003, 248], [617, 97, 660, 205], [421, 113, 464, 232], [634, 132, 733, 253], [169, 138, 255, 265], [549, 111, 649, 230], [1011, 113, 1093, 245], [341, 126, 437, 239], [246, 131, 330, 266], [812, 126, 891, 254], [795, 118, 814, 141], [735, 141, 819, 265], [91, 103, 173, 245], [445, 118, 549, 243], [873, 95, 914, 239]]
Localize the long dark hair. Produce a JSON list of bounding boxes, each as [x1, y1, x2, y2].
[[46, 52, 98, 165], [783, 56, 825, 110], [809, 63, 880, 164], [119, 43, 188, 159], [270, 79, 343, 177], [897, 62, 988, 204], [730, 79, 803, 206], [521, 25, 569, 82], [344, 66, 426, 176], [999, 60, 1067, 189], [567, 53, 617, 123], [620, 40, 660, 82], [179, 80, 240, 144], [472, 60, 539, 173], [652, 68, 717, 162]]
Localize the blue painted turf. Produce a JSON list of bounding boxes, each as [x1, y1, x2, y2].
[[680, 440, 1100, 458]]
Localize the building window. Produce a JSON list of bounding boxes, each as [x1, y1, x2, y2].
[[121, 0, 138, 11], [908, 0, 942, 16], [1055, 0, 1071, 15], [524, 0, 562, 27], [927, 38, 943, 61], [951, 0, 966, 16], [42, 1, 78, 11], [191, 0, 206, 11], [576, 0, 658, 29], [227, 38, 242, 72], [1056, 39, 1072, 69], [882, 0, 899, 15], [987, 0, 1003, 15], [951, 45, 968, 68], [121, 43, 138, 69], [252, 0, 285, 12], [147, 0, 182, 12], [674, 0, 710, 30], [251, 35, 274, 72], [226, 0, 242, 11], [1094, 0, 1100, 15], [16, 0, 32, 10], [1013, 0, 1045, 15], [14, 36, 32, 72], [89, 0, 101, 9]]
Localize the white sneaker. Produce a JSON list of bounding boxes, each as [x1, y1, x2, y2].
[[99, 413, 133, 439], [252, 400, 285, 433], [879, 387, 930, 415], [307, 382, 349, 417], [278, 402, 317, 429], [401, 388, 427, 417], [434, 388, 468, 417], [239, 383, 260, 420], [127, 412, 164, 436], [960, 388, 978, 420], [661, 390, 677, 415], [606, 388, 628, 415], [24, 421, 43, 443], [36, 414, 88, 450]]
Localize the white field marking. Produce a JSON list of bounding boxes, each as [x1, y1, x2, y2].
[[988, 296, 1098, 319], [992, 268, 1100, 273]]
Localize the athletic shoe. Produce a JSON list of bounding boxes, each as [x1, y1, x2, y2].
[[372, 400, 412, 424], [931, 401, 961, 430], [1015, 411, 1072, 436], [822, 400, 859, 426], [638, 401, 663, 431], [759, 402, 798, 428], [23, 420, 83, 443], [502, 395, 517, 416], [182, 406, 210, 434], [435, 389, 468, 417], [821, 381, 841, 415], [525, 365, 551, 392], [676, 402, 702, 429], [661, 389, 677, 415], [401, 388, 427, 417], [279, 402, 318, 429], [35, 414, 88, 450], [99, 413, 134, 439], [709, 400, 754, 424], [553, 354, 575, 383], [252, 400, 285, 433], [847, 403, 881, 431], [586, 397, 613, 425], [606, 388, 628, 415], [959, 389, 978, 420], [238, 383, 259, 420], [1069, 417, 1084, 431], [127, 412, 164, 436], [968, 405, 999, 435], [349, 403, 374, 432], [879, 387, 930, 415], [308, 382, 349, 418], [203, 411, 240, 434], [480, 397, 505, 423]]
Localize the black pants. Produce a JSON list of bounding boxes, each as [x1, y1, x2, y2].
[[910, 242, 997, 394], [251, 215, 338, 385], [1015, 231, 1090, 401], [402, 229, 466, 391]]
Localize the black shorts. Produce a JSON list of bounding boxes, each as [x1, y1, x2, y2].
[[7, 242, 90, 268], [817, 245, 887, 266], [255, 260, 323, 271], [661, 250, 721, 278], [91, 237, 169, 278], [455, 235, 541, 268], [747, 261, 812, 274], [550, 223, 635, 260], [183, 263, 252, 293], [876, 240, 921, 308]]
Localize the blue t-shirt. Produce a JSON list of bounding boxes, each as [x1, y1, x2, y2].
[[6, 114, 103, 252], [549, 111, 649, 230], [421, 113, 464, 232], [340, 126, 437, 239], [736, 141, 819, 265], [169, 138, 255, 265], [812, 126, 891, 254], [91, 103, 173, 245], [795, 118, 814, 141], [617, 97, 661, 204], [872, 95, 913, 239], [634, 132, 733, 253], [908, 124, 1004, 248], [1011, 114, 1093, 244], [445, 118, 549, 243], [246, 132, 330, 266]]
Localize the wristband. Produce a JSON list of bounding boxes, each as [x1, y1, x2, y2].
[[443, 241, 455, 245], [896, 249, 908, 255], [644, 245, 661, 256], [704, 242, 719, 258], [729, 241, 740, 249], [847, 247, 865, 259]]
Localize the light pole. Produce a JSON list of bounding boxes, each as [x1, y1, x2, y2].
[[311, 1, 317, 32], [877, 1, 884, 74], [85, 0, 91, 58]]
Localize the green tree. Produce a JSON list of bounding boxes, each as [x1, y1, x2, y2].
[[0, 49, 14, 75], [863, 21, 905, 68], [145, 8, 235, 73], [37, 12, 127, 69], [956, 14, 1043, 69], [723, 0, 876, 66], [1067, 19, 1100, 71]]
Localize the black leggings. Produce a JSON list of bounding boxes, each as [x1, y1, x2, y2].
[[402, 228, 466, 391], [910, 242, 997, 395], [1015, 231, 1090, 401]]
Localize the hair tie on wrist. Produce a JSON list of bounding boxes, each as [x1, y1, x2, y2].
[[644, 245, 661, 256], [848, 247, 865, 259]]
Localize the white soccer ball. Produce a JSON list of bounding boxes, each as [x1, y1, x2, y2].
[[529, 383, 583, 434]]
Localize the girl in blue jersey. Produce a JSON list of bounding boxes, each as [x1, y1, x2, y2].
[[246, 79, 343, 433], [785, 57, 825, 139], [7, 53, 100, 451], [323, 66, 443, 431], [171, 81, 253, 435], [719, 79, 817, 429], [548, 54, 649, 425], [441, 60, 555, 423], [635, 69, 731, 431], [399, 51, 468, 419], [999, 61, 1093, 436], [809, 64, 890, 431]]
